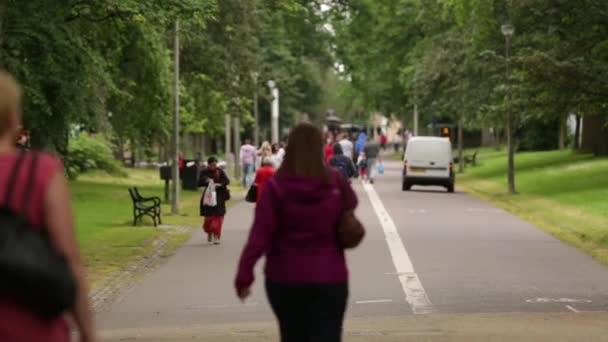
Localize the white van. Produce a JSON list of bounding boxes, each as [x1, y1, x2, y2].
[[402, 137, 454, 192]]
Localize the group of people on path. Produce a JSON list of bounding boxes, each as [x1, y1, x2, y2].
[[325, 130, 383, 184], [239, 139, 285, 189]]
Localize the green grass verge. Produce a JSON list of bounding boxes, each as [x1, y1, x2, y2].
[[458, 148, 608, 264], [72, 168, 243, 287]]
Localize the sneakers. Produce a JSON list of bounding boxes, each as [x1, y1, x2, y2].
[[207, 233, 212, 243], [213, 235, 221, 245]]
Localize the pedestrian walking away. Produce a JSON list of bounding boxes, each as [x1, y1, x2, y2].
[[198, 157, 231, 245], [363, 140, 381, 184], [235, 123, 362, 342], [338, 134, 354, 161], [272, 143, 286, 168], [0, 72, 95, 342], [354, 130, 367, 157], [253, 157, 276, 202], [240, 139, 257, 188], [257, 141, 273, 170], [357, 151, 368, 182], [329, 143, 357, 179], [324, 133, 335, 164]]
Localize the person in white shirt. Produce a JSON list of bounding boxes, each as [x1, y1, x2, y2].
[[240, 139, 257, 188], [338, 134, 354, 161], [272, 143, 286, 168]]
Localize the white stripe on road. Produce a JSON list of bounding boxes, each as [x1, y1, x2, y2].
[[363, 183, 433, 314], [355, 299, 393, 305], [566, 305, 580, 313]]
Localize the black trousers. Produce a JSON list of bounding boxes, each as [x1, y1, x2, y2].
[[266, 281, 349, 342]]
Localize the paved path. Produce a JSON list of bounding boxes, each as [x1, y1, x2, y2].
[[98, 160, 608, 340]]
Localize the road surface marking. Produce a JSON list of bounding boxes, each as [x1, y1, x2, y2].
[[186, 302, 260, 310], [526, 298, 592, 304], [363, 183, 433, 314], [566, 305, 580, 313], [355, 299, 393, 305]]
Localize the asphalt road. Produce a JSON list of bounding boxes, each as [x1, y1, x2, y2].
[[97, 160, 608, 340]]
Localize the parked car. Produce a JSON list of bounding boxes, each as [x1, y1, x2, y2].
[[402, 136, 455, 193]]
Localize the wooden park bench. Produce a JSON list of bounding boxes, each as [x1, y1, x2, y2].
[[464, 150, 478, 167], [128, 188, 162, 227]]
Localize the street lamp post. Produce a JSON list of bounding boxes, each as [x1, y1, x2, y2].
[[501, 23, 516, 194], [251, 72, 260, 147], [267, 80, 279, 144], [171, 19, 180, 214]]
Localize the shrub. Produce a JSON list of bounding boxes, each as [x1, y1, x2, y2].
[[66, 133, 125, 179]]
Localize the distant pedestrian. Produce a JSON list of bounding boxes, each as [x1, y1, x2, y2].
[[354, 130, 367, 157], [178, 151, 185, 181], [253, 157, 275, 202], [236, 123, 362, 342], [329, 143, 357, 179], [0, 72, 95, 342], [273, 142, 286, 168], [363, 140, 381, 184], [324, 133, 335, 164], [338, 134, 354, 161], [380, 133, 388, 150], [357, 151, 368, 182], [199, 157, 231, 245], [257, 141, 273, 169], [240, 139, 257, 188]]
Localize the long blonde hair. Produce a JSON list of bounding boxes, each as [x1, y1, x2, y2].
[[259, 141, 272, 157], [0, 71, 22, 137]]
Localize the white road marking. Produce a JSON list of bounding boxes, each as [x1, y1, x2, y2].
[[355, 299, 393, 305], [566, 305, 580, 313], [186, 302, 260, 310], [363, 183, 433, 315], [526, 297, 592, 304]]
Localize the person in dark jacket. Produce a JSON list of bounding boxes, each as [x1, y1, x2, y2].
[[329, 143, 357, 179], [198, 156, 230, 245]]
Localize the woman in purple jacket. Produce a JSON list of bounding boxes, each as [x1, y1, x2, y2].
[[235, 123, 358, 342]]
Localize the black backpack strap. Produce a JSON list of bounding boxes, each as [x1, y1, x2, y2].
[[21, 152, 40, 213], [3, 150, 27, 205]]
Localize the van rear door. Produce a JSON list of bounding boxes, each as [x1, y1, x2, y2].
[[406, 139, 452, 179]]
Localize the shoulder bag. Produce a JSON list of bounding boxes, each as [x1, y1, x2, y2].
[[335, 173, 365, 249]]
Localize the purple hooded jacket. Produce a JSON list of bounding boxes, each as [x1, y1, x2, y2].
[[235, 169, 358, 290]]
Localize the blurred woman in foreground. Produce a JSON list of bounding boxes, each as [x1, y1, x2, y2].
[[0, 72, 95, 341]]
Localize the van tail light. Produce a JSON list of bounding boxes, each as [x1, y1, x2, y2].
[[404, 160, 408, 169], [449, 162, 453, 169]]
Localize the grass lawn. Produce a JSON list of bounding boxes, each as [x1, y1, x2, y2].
[[72, 168, 243, 288], [458, 148, 608, 264]]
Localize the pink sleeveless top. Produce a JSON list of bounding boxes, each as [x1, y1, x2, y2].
[[0, 151, 69, 342]]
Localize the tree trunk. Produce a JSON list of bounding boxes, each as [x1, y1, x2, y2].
[[581, 114, 608, 156], [458, 116, 464, 173], [558, 115, 566, 149], [573, 114, 581, 150]]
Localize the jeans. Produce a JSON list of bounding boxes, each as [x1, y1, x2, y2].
[[266, 281, 348, 342], [242, 163, 254, 188]]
